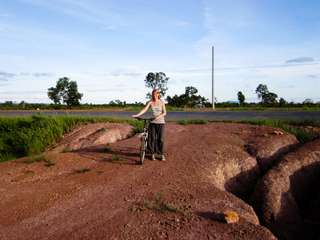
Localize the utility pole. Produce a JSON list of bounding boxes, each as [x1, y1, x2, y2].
[[212, 46, 215, 110]]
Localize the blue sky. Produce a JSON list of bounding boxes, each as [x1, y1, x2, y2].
[[1, 0, 319, 104]]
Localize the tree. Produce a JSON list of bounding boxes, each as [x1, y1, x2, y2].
[[47, 77, 83, 106], [264, 92, 278, 105], [255, 84, 278, 106], [166, 94, 181, 107], [166, 86, 209, 108], [144, 72, 169, 98], [237, 91, 245, 105], [279, 97, 287, 107], [185, 86, 198, 97], [20, 101, 25, 109], [185, 86, 203, 107], [4, 101, 14, 106], [303, 98, 314, 104], [255, 84, 268, 100]]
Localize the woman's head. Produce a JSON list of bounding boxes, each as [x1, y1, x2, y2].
[[152, 89, 161, 100]]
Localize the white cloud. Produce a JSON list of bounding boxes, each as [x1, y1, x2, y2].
[[0, 71, 16, 81], [286, 57, 314, 63], [33, 73, 55, 77]]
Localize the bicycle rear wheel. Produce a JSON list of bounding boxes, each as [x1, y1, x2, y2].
[[140, 135, 147, 164]]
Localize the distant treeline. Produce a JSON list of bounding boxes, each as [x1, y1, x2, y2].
[[0, 100, 319, 110], [215, 101, 320, 110], [0, 101, 144, 110]]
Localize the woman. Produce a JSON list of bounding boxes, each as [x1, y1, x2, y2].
[[132, 89, 167, 161]]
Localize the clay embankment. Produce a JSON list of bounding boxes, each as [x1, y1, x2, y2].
[[0, 122, 319, 239]]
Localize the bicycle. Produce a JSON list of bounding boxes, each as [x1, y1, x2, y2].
[[134, 117, 154, 164]]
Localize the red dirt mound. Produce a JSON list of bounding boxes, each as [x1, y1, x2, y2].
[[1, 122, 319, 239]]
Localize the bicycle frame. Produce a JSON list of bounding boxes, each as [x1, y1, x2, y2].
[[135, 117, 154, 135], [134, 117, 154, 164], [141, 121, 148, 141]]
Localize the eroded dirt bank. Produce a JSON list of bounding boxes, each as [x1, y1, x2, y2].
[[0, 122, 319, 239]]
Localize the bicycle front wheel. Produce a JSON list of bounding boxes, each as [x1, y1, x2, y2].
[[140, 135, 147, 164]]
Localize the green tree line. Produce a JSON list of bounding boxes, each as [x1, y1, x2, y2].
[[1, 74, 319, 110]]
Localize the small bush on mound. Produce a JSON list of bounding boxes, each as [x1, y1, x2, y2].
[[111, 155, 122, 162], [98, 147, 111, 153]]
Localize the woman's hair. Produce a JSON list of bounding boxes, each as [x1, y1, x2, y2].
[[152, 89, 161, 100]]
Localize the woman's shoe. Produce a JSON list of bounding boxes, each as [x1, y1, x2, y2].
[[161, 155, 165, 161], [151, 154, 156, 161]]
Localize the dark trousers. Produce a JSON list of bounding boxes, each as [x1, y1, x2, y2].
[[148, 123, 165, 155]]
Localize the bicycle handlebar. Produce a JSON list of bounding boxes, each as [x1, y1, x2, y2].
[[134, 117, 155, 121]]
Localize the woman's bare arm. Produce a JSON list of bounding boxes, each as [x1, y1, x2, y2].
[[131, 101, 152, 119]]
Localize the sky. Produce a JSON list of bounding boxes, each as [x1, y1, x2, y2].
[[1, 0, 319, 105]]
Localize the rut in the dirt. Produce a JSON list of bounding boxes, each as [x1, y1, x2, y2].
[[212, 125, 320, 240]]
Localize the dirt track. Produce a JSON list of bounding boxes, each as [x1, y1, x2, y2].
[[1, 122, 319, 239]]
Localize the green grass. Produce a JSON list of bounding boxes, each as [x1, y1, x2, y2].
[[111, 155, 122, 162], [98, 147, 111, 153], [178, 119, 208, 125], [155, 191, 163, 201], [236, 118, 319, 144], [28, 153, 52, 164], [178, 118, 319, 144], [129, 119, 145, 136], [1, 114, 319, 162], [92, 127, 106, 134], [0, 112, 131, 162], [62, 148, 71, 153], [130, 204, 136, 213], [0, 113, 89, 162], [125, 106, 145, 111], [135, 191, 189, 215], [162, 202, 181, 212], [151, 191, 181, 213], [143, 198, 150, 209]]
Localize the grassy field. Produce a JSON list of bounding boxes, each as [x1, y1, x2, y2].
[[0, 112, 319, 163]]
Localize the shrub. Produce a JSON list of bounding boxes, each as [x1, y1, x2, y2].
[[111, 155, 122, 162], [28, 153, 51, 164]]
